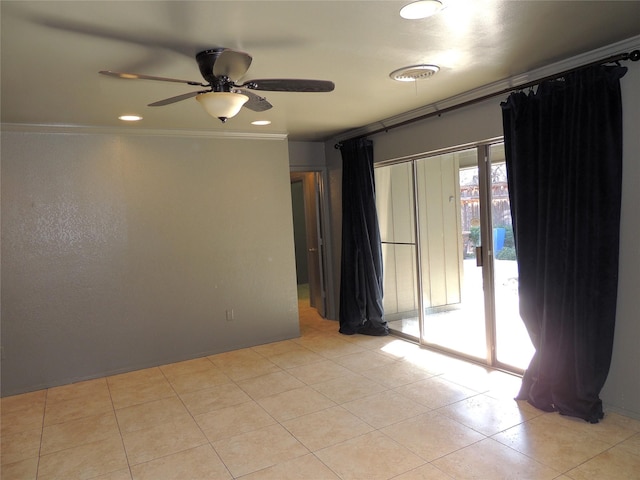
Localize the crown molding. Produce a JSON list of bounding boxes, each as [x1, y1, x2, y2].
[[0, 123, 288, 141], [334, 35, 640, 143]]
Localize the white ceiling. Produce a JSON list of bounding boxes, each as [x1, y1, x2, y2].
[[2, 1, 640, 142]]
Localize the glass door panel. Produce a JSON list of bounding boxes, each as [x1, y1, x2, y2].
[[375, 142, 534, 373], [416, 149, 487, 360], [489, 144, 534, 370], [375, 162, 419, 339]]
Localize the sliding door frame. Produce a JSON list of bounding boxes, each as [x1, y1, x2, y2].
[[377, 137, 520, 372], [478, 144, 498, 367]]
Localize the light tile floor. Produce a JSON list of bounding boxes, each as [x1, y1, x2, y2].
[[2, 298, 639, 479]]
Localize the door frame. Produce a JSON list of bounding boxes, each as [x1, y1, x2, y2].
[[290, 167, 334, 318], [478, 143, 498, 367], [376, 138, 526, 373]]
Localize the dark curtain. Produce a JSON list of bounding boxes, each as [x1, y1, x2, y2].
[[339, 138, 388, 336], [501, 65, 627, 423]]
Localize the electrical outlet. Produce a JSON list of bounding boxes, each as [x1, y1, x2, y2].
[[226, 309, 234, 321]]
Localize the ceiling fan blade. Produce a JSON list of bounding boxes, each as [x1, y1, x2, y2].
[[237, 89, 273, 112], [241, 79, 335, 92], [100, 70, 206, 86], [148, 90, 208, 107], [211, 49, 252, 81], [26, 14, 197, 58]]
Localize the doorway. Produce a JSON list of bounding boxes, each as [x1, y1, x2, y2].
[[290, 171, 327, 317], [375, 142, 533, 372]]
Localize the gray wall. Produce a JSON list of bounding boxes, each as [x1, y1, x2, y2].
[[288, 141, 326, 169], [324, 61, 640, 419], [1, 132, 300, 396], [604, 63, 640, 419], [290, 180, 309, 284]]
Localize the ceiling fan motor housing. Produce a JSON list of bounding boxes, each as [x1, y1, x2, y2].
[[196, 49, 227, 88], [196, 48, 254, 92]]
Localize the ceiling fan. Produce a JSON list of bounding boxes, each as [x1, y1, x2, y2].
[[100, 47, 335, 122]]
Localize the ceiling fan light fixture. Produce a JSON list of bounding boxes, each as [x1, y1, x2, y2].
[[390, 64, 440, 82], [400, 0, 444, 19], [196, 91, 249, 121]]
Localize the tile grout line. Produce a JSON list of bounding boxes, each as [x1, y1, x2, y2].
[[158, 363, 236, 479], [105, 375, 134, 480], [34, 389, 48, 479]]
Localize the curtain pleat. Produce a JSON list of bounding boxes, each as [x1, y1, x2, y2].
[[501, 65, 627, 422], [339, 138, 387, 336]]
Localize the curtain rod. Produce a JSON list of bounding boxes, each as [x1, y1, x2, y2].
[[335, 49, 640, 149]]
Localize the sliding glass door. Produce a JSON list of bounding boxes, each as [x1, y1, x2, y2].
[[416, 148, 488, 360], [376, 162, 420, 338], [375, 142, 533, 371], [488, 144, 534, 370]]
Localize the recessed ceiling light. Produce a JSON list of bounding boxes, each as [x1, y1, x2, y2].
[[390, 64, 440, 82], [118, 115, 142, 121], [251, 120, 271, 126], [400, 0, 444, 19]]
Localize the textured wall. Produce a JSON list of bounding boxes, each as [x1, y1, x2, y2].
[[1, 132, 300, 396]]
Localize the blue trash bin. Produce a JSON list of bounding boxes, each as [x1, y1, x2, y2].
[[493, 227, 505, 254]]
